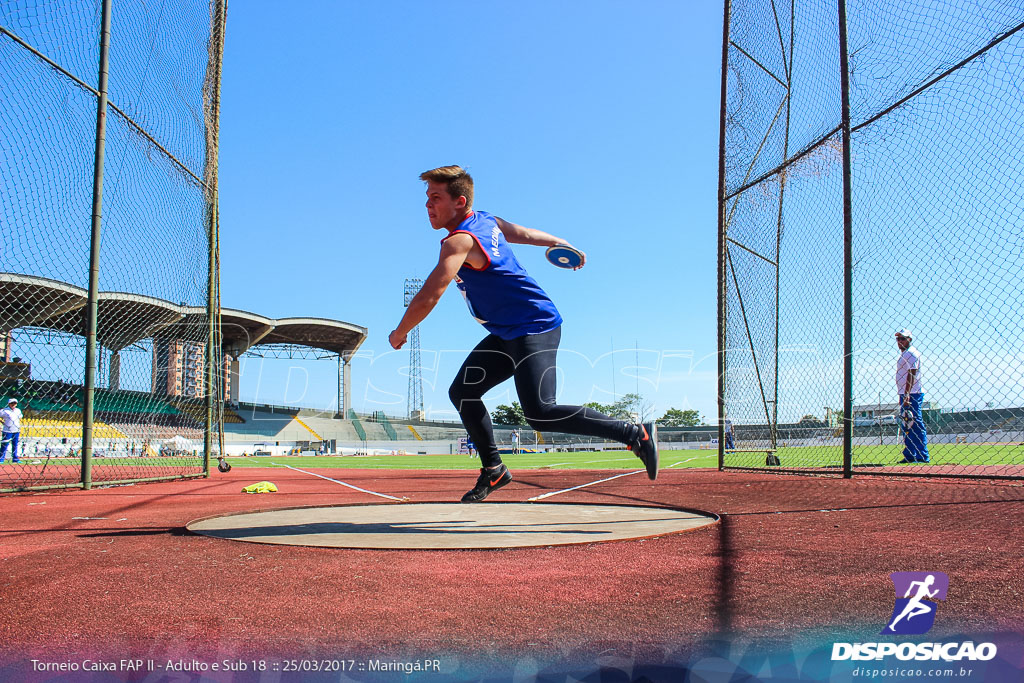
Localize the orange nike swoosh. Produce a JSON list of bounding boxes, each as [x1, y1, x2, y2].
[[490, 475, 505, 486]]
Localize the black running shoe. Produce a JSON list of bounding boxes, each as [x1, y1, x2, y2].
[[461, 464, 513, 503], [628, 422, 659, 480]]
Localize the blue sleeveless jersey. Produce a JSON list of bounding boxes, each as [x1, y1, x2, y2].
[[442, 211, 562, 340]]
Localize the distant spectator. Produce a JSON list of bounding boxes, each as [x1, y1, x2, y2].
[[723, 415, 735, 451], [511, 429, 520, 454], [0, 398, 23, 463], [895, 328, 929, 463]]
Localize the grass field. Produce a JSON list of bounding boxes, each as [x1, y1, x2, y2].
[[1, 450, 714, 472], [220, 449, 722, 471], [218, 442, 1023, 471], [4, 450, 712, 474], [724, 442, 1024, 467], [8, 443, 1021, 475]]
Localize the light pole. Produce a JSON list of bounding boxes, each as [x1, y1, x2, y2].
[[878, 390, 883, 445], [403, 278, 425, 420]]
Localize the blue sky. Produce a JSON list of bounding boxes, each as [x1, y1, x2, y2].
[[4, 2, 1019, 424], [218, 1, 724, 422]]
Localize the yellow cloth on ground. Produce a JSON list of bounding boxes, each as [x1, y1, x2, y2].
[[242, 481, 277, 494]]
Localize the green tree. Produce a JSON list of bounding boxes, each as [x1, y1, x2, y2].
[[491, 401, 527, 425], [656, 408, 702, 426], [608, 393, 654, 421], [582, 401, 614, 415]]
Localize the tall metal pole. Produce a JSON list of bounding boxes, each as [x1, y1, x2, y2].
[[717, 0, 732, 471], [342, 356, 350, 419], [838, 0, 855, 478], [878, 390, 883, 445], [408, 326, 422, 417], [404, 278, 424, 419], [772, 0, 796, 456], [342, 353, 352, 419], [204, 0, 228, 477], [81, 0, 113, 491], [204, 205, 217, 477], [216, 250, 225, 466]]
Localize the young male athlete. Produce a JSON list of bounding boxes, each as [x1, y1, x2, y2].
[[389, 166, 658, 502]]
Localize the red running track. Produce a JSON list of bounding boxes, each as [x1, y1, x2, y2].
[[1, 466, 1022, 679]]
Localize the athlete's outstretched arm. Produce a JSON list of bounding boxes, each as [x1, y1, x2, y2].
[[494, 216, 587, 268], [389, 233, 472, 350]]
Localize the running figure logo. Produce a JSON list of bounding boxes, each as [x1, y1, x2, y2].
[[882, 571, 949, 635]]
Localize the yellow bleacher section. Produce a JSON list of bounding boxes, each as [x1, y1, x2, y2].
[[407, 425, 423, 440], [173, 402, 245, 425], [293, 417, 322, 441], [534, 430, 546, 444], [21, 417, 126, 439]]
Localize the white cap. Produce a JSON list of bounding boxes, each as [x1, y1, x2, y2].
[[895, 328, 912, 339], [7, 398, 17, 404]]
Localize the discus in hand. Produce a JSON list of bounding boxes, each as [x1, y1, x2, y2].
[[545, 244, 585, 270], [899, 406, 915, 432]]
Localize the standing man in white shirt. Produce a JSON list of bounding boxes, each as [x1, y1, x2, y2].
[[0, 398, 23, 464], [895, 329, 929, 463]]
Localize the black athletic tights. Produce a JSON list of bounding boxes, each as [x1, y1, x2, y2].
[[448, 327, 638, 469]]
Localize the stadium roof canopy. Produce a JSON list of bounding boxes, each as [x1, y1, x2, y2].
[[0, 273, 367, 357], [260, 317, 367, 356]]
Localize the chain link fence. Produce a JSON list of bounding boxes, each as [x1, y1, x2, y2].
[[0, 0, 226, 491], [719, 0, 1024, 479]]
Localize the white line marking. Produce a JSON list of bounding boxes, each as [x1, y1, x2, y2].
[[539, 458, 632, 467], [527, 452, 716, 501], [273, 463, 409, 502], [666, 455, 711, 468], [527, 469, 646, 501]]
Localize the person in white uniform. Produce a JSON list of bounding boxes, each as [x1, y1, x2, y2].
[[0, 398, 23, 464], [895, 329, 929, 463]]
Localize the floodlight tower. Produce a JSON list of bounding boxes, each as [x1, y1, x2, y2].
[[404, 278, 425, 420]]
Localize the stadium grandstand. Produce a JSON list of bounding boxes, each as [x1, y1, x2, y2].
[[0, 272, 366, 459], [1, 272, 637, 459], [7, 270, 1021, 461]]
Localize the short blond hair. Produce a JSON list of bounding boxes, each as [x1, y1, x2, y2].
[[420, 165, 473, 208]]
